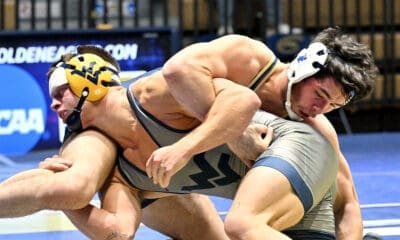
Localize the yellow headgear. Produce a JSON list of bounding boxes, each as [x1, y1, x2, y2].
[[61, 53, 120, 101]]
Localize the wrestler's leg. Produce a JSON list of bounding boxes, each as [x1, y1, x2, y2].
[[0, 169, 55, 216], [224, 167, 304, 240], [142, 193, 229, 240], [0, 130, 116, 217], [0, 167, 106, 217]]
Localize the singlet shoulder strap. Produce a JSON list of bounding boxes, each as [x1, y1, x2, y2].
[[248, 55, 279, 91], [126, 88, 192, 147]]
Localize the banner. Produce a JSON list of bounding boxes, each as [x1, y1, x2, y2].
[[0, 28, 178, 156]]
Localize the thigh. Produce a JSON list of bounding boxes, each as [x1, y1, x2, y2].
[[230, 166, 304, 230], [61, 130, 117, 192], [142, 193, 229, 240]]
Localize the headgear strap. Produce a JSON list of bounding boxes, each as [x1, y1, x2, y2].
[[285, 42, 329, 120]]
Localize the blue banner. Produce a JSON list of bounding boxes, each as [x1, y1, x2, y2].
[[0, 28, 178, 156]]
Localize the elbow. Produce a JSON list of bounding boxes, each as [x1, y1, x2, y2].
[[228, 88, 261, 136], [162, 56, 188, 85], [237, 88, 262, 115], [248, 90, 262, 111]]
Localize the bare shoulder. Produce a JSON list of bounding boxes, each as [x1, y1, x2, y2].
[[211, 34, 254, 44], [206, 35, 275, 80], [210, 34, 272, 54]]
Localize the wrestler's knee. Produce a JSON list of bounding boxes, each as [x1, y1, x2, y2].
[[224, 208, 258, 239]]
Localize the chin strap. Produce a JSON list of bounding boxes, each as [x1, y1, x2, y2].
[[66, 88, 88, 132], [285, 81, 303, 121]]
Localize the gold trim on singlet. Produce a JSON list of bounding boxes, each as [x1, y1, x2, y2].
[[248, 55, 279, 91]]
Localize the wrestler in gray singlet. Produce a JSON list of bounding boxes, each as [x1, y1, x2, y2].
[[118, 71, 338, 238]]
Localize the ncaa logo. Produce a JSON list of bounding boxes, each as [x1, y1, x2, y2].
[[0, 65, 47, 155]]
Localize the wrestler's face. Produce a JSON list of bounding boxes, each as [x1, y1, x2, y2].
[[50, 84, 79, 123], [290, 76, 347, 118]]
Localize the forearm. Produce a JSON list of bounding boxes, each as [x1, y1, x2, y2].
[[64, 205, 134, 240], [174, 79, 261, 157], [334, 154, 363, 240], [334, 173, 363, 240], [65, 179, 142, 239], [334, 201, 363, 240]]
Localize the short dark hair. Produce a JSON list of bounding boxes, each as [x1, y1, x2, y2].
[[312, 27, 379, 103]]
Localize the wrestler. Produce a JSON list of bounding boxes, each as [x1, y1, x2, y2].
[[42, 45, 337, 239], [158, 26, 378, 240], [1, 25, 376, 238], [0, 52, 230, 239]]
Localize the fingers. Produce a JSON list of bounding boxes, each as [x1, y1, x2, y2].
[[39, 157, 73, 172], [146, 154, 165, 186], [253, 124, 273, 143], [262, 126, 274, 140], [252, 124, 269, 137], [146, 152, 156, 179], [158, 165, 173, 189], [146, 154, 173, 188]]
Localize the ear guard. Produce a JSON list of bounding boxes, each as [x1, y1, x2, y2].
[[62, 53, 120, 102], [285, 42, 329, 120], [48, 52, 120, 132]]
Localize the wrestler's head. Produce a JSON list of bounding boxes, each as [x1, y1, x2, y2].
[[48, 45, 120, 131], [285, 27, 378, 120], [48, 45, 120, 101]]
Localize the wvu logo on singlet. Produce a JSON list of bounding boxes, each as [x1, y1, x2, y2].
[[181, 152, 241, 191]]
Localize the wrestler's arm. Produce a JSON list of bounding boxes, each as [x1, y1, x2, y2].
[[227, 123, 274, 166], [162, 34, 271, 120], [147, 77, 261, 187], [148, 36, 277, 186], [333, 151, 363, 240], [63, 175, 141, 240], [0, 130, 115, 217], [306, 115, 362, 240]]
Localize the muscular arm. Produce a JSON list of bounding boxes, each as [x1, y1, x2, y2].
[[147, 77, 260, 187], [162, 35, 271, 120], [305, 115, 362, 240], [64, 176, 141, 240], [334, 151, 363, 240], [147, 36, 274, 187]]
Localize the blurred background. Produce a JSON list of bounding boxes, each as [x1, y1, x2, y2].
[[0, 0, 399, 239], [1, 0, 399, 157]]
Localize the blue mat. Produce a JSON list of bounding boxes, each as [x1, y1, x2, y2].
[[1, 132, 399, 239]]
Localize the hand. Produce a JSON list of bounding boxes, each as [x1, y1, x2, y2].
[[146, 144, 190, 188], [227, 124, 273, 167], [39, 155, 73, 172]]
